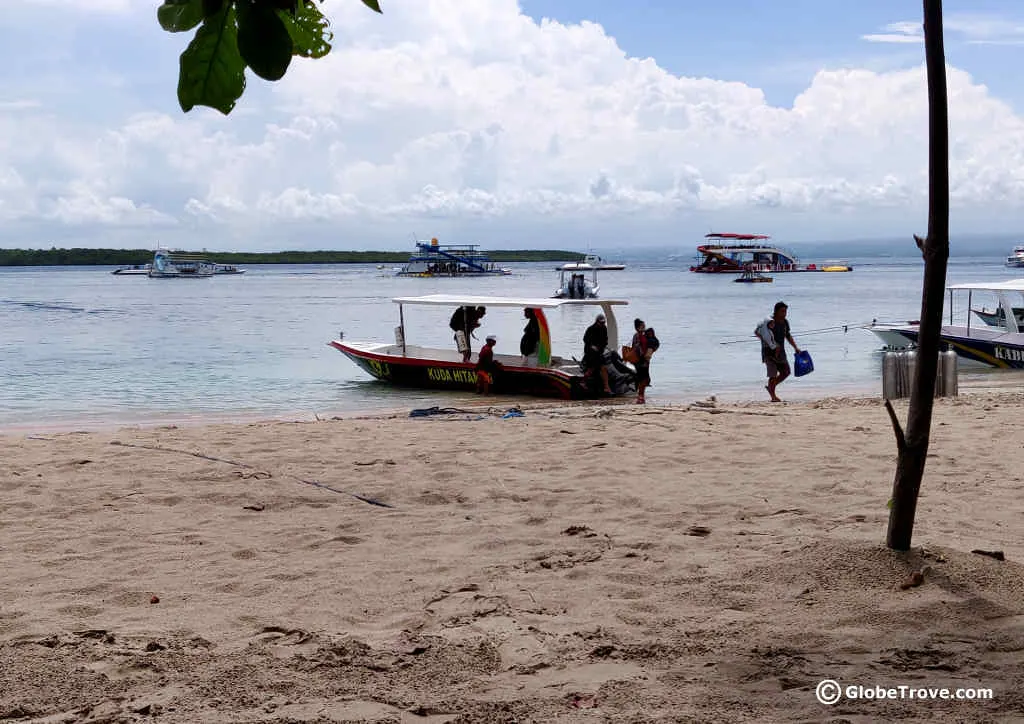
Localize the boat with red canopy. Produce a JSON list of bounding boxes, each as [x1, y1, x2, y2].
[[689, 233, 852, 273]]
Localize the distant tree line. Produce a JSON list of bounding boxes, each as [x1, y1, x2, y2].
[[0, 248, 586, 266]]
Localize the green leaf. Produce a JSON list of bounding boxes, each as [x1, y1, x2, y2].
[[158, 0, 204, 32], [281, 2, 332, 58], [361, 0, 383, 13], [203, 0, 226, 17], [177, 4, 246, 115], [237, 1, 293, 80]]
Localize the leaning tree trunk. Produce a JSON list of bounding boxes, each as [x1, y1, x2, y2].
[[885, 0, 950, 551]]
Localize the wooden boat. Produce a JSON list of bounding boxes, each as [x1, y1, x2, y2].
[[328, 295, 636, 399], [868, 279, 1024, 368], [690, 233, 853, 273]]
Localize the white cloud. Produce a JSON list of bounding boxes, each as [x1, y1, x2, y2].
[[3, 0, 1024, 248], [862, 21, 923, 44], [864, 13, 1024, 45], [18, 0, 132, 12]]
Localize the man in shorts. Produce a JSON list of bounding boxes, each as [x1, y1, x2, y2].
[[757, 301, 801, 402]]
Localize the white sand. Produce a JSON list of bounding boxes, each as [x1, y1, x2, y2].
[[2, 392, 1023, 722]]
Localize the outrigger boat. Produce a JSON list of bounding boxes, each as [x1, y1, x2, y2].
[[396, 237, 511, 277], [328, 295, 636, 399], [868, 279, 1024, 368], [690, 233, 852, 273]]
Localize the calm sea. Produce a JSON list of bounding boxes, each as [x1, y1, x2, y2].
[[1, 257, 1021, 430]]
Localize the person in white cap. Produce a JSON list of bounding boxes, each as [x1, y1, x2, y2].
[[476, 335, 500, 394]]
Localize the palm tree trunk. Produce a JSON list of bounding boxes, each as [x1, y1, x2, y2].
[[886, 0, 950, 551]]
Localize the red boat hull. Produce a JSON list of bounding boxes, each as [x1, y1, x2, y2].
[[330, 342, 634, 400]]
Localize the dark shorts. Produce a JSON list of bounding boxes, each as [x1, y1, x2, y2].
[[765, 356, 789, 378], [634, 361, 651, 385]]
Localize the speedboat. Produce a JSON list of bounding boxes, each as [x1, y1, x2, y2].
[[868, 279, 1024, 368], [213, 264, 246, 275], [972, 305, 1024, 328], [1006, 245, 1024, 268], [734, 267, 773, 283], [559, 253, 625, 271], [329, 295, 636, 399], [689, 233, 853, 273], [554, 265, 599, 298]]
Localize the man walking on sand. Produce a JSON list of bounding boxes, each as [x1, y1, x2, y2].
[[756, 301, 801, 402]]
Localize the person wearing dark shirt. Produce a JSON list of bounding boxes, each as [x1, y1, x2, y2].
[[520, 307, 540, 363], [582, 313, 612, 395], [756, 301, 800, 402], [476, 335, 499, 393], [449, 305, 486, 362]]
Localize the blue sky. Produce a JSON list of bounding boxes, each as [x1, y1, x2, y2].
[[520, 0, 1024, 109], [1, 0, 1024, 251]]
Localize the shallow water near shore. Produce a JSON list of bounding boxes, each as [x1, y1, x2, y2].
[[1, 256, 1021, 431]]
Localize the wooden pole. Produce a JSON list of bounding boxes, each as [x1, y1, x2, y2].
[[886, 0, 950, 551]]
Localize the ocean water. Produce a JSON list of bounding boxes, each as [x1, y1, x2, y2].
[[1, 257, 1021, 430]]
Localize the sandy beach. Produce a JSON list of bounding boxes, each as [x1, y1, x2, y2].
[[2, 392, 1024, 723]]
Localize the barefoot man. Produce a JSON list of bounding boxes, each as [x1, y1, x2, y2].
[[757, 301, 801, 402]]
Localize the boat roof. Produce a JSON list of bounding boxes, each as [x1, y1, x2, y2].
[[705, 232, 771, 241], [948, 279, 1024, 292], [391, 294, 628, 308]]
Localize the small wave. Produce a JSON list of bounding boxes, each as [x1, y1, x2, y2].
[[1, 299, 87, 313]]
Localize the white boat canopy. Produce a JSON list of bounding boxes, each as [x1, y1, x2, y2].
[[391, 294, 628, 308], [947, 279, 1024, 292], [389, 295, 630, 365]]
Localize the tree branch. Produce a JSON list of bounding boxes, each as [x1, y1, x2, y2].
[[884, 398, 906, 452]]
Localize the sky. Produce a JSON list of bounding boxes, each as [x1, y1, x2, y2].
[[2, 0, 1024, 252]]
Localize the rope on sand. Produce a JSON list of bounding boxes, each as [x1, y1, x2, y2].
[[108, 441, 394, 509]]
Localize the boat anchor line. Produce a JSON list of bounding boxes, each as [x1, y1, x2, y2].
[[719, 322, 876, 345], [108, 441, 394, 509]]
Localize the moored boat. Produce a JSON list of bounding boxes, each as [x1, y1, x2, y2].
[[396, 238, 511, 277], [111, 264, 152, 276], [868, 279, 1024, 368], [1005, 245, 1024, 268], [329, 295, 636, 399], [689, 233, 853, 273], [148, 250, 215, 278], [553, 265, 599, 298], [559, 254, 625, 271], [734, 266, 773, 283]]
